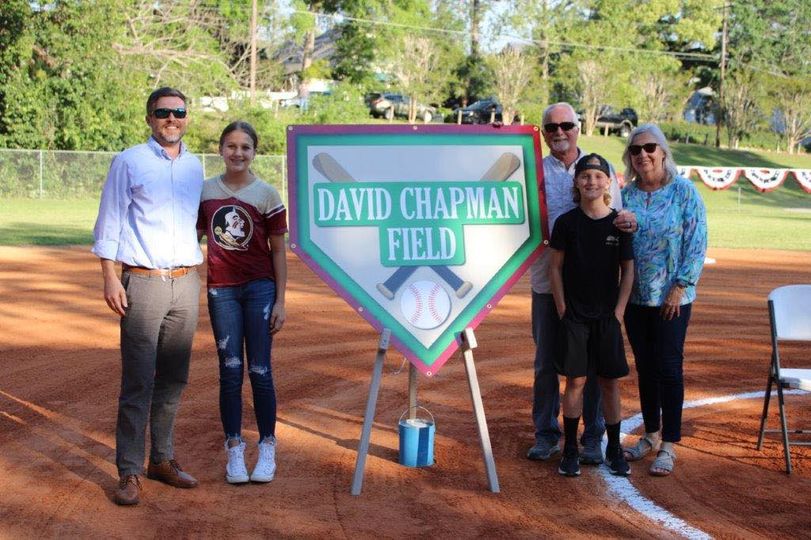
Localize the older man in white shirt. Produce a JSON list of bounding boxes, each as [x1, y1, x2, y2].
[[527, 102, 637, 464]]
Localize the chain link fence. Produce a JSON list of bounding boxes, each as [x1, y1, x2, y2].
[[0, 149, 287, 204]]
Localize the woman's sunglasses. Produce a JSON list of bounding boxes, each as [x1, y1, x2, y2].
[[629, 143, 658, 155], [543, 122, 577, 133], [152, 108, 187, 119]]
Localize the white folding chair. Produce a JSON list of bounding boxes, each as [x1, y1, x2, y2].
[[756, 284, 811, 474]]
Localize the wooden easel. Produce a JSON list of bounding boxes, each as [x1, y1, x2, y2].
[[350, 327, 500, 495]]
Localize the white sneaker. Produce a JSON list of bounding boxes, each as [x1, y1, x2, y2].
[[225, 440, 249, 484], [251, 436, 276, 482]]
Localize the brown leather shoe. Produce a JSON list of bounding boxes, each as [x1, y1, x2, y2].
[[146, 459, 198, 488], [114, 475, 142, 505]]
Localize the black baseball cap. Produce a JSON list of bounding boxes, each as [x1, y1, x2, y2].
[[574, 153, 611, 178]]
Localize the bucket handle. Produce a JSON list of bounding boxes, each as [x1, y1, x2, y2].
[[399, 406, 435, 425]]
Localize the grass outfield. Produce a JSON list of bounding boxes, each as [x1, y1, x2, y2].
[[0, 140, 809, 249], [578, 134, 811, 251], [579, 135, 811, 169], [0, 198, 98, 245], [2, 183, 809, 250]]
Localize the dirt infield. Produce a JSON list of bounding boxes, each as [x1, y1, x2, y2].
[[1, 246, 810, 538]]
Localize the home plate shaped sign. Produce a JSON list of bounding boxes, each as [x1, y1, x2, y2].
[[287, 125, 545, 376]]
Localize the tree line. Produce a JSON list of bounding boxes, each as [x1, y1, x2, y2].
[[0, 0, 808, 153]]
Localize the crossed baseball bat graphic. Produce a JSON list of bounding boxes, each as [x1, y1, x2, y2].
[[312, 151, 521, 300]]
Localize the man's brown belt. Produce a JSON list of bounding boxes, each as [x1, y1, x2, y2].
[[122, 264, 193, 279]]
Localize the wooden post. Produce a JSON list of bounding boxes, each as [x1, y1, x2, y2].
[[715, 2, 728, 149], [459, 328, 500, 493], [351, 329, 391, 495], [408, 363, 418, 419]]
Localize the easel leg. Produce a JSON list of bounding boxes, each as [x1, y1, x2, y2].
[[351, 329, 391, 495], [408, 362, 418, 419], [460, 328, 500, 493]]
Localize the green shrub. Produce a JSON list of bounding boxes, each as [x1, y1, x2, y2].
[[0, 151, 39, 197], [183, 85, 374, 156], [515, 102, 545, 127], [658, 120, 787, 151], [307, 82, 370, 125], [658, 121, 717, 145]]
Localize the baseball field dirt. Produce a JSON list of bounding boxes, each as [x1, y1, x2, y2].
[[1, 246, 809, 538]]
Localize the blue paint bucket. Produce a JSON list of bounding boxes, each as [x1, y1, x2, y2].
[[398, 407, 435, 467]]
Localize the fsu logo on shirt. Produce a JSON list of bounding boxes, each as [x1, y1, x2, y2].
[[211, 205, 253, 251]]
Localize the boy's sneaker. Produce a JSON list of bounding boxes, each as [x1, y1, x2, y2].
[[225, 440, 250, 484], [605, 447, 631, 477], [251, 436, 277, 483], [558, 448, 581, 477]]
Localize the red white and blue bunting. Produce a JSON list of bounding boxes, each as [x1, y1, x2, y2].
[[791, 169, 811, 194], [680, 167, 811, 194], [693, 167, 740, 190]]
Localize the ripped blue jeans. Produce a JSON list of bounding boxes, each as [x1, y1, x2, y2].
[[207, 278, 277, 441]]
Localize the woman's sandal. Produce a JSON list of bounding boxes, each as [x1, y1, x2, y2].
[[623, 436, 658, 462], [649, 448, 676, 477]]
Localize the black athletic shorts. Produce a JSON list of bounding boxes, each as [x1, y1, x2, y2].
[[555, 314, 629, 379]]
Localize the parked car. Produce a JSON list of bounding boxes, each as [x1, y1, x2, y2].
[[364, 92, 383, 107], [448, 98, 504, 124], [280, 90, 330, 109], [587, 106, 638, 137], [368, 93, 438, 122], [280, 96, 305, 108]]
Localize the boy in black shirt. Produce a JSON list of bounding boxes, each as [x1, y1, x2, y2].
[[549, 153, 634, 477]]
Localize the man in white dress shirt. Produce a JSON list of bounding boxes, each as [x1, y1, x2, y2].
[[93, 87, 203, 505]]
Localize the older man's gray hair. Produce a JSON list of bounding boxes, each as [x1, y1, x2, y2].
[[541, 102, 581, 129]]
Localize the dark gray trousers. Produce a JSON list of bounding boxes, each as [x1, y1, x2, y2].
[[116, 269, 200, 477]]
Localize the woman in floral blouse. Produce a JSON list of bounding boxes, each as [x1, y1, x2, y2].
[[620, 124, 707, 477]]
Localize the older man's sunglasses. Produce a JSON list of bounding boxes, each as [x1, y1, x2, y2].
[[152, 108, 187, 119], [543, 122, 577, 133], [629, 143, 658, 155]]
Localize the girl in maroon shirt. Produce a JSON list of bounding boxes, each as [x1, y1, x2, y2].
[[198, 121, 287, 484]]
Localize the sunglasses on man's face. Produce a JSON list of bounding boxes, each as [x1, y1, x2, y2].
[[629, 143, 658, 155], [543, 122, 577, 133], [152, 108, 187, 119]]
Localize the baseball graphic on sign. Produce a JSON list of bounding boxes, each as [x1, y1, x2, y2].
[[400, 280, 451, 330]]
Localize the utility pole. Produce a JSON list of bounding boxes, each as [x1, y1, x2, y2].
[[471, 0, 480, 58], [715, 3, 728, 148], [250, 0, 258, 105]]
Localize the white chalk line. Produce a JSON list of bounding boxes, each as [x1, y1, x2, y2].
[[601, 389, 806, 540]]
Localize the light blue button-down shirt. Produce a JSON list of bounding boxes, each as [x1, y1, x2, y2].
[[92, 137, 204, 269], [622, 175, 707, 306]]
